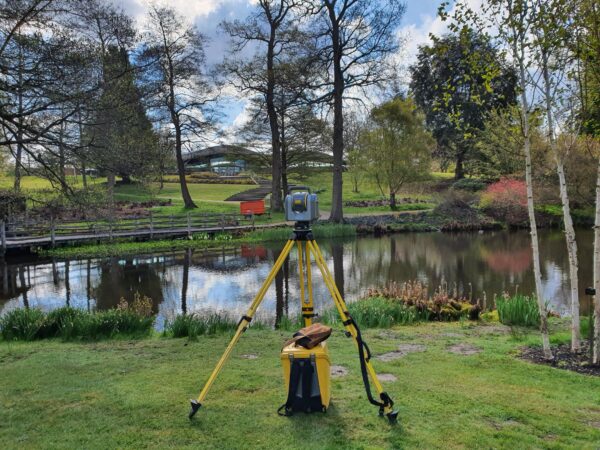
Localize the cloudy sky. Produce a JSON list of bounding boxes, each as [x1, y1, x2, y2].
[[116, 0, 454, 139]]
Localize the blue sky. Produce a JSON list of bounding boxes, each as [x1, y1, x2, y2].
[[119, 0, 454, 138]]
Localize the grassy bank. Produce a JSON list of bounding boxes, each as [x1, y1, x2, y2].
[[40, 223, 357, 259], [1, 321, 599, 449]]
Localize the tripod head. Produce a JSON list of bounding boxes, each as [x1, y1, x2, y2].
[[284, 187, 319, 226]]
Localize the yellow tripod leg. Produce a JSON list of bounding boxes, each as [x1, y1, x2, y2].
[[297, 241, 307, 325], [307, 240, 398, 423], [304, 242, 315, 327], [189, 238, 295, 419]]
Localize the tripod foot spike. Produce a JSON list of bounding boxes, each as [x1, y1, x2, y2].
[[189, 400, 202, 419], [386, 410, 399, 424]]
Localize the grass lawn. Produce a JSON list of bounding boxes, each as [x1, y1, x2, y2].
[[0, 175, 105, 190], [1, 321, 599, 449], [300, 173, 435, 214]]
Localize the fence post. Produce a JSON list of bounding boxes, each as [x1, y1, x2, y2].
[[251, 213, 255, 230], [109, 218, 113, 241], [50, 218, 56, 248], [149, 212, 154, 239], [221, 214, 225, 232], [187, 212, 192, 238], [1, 221, 6, 254]]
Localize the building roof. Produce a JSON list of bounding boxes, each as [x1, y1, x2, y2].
[[183, 145, 255, 163]]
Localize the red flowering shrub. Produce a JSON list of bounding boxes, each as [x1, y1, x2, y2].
[[480, 178, 528, 226]]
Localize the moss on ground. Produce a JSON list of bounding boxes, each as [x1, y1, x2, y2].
[[1, 322, 599, 449]]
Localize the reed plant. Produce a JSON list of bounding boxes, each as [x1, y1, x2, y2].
[[0, 294, 155, 341], [496, 294, 540, 327], [165, 313, 238, 339]]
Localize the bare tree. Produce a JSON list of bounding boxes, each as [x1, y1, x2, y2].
[[309, 0, 405, 222], [140, 5, 217, 209], [221, 0, 306, 212]]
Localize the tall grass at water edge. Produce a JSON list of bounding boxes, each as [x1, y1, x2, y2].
[[496, 294, 540, 327], [0, 295, 155, 341]]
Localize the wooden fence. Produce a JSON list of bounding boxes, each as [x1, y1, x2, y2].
[[0, 212, 261, 251]]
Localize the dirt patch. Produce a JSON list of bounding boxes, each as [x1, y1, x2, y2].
[[330, 365, 348, 378], [588, 421, 600, 429], [440, 332, 464, 338], [239, 354, 258, 360], [377, 373, 397, 382], [448, 343, 482, 355], [520, 342, 600, 376], [376, 343, 427, 361], [473, 325, 510, 335]]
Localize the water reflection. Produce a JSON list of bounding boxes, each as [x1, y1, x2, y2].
[[0, 229, 594, 328]]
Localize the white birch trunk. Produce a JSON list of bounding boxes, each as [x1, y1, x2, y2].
[[593, 157, 600, 364], [555, 157, 581, 352], [540, 51, 581, 352], [516, 44, 553, 359]]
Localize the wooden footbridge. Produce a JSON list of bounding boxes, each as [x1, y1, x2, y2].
[[0, 212, 283, 253]]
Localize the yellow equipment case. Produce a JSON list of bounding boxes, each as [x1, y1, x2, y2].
[[279, 342, 331, 415]]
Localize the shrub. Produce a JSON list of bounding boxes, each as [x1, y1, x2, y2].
[[496, 294, 540, 327], [452, 178, 488, 192], [166, 313, 237, 339], [0, 296, 155, 341], [345, 297, 428, 327], [0, 308, 47, 341], [480, 178, 528, 226], [364, 280, 481, 322]]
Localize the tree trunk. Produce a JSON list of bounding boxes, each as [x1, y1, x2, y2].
[[540, 47, 581, 352], [556, 157, 581, 352], [594, 156, 600, 364], [14, 39, 23, 192], [181, 248, 190, 315], [266, 29, 283, 212], [328, 7, 344, 223], [390, 191, 397, 209], [517, 50, 552, 359], [174, 122, 196, 209], [281, 143, 289, 199], [107, 171, 115, 203], [454, 150, 466, 180]]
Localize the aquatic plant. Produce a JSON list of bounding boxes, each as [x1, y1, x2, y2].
[[0, 297, 155, 342], [0, 308, 47, 341], [364, 280, 481, 322], [496, 293, 540, 328], [165, 313, 238, 339]]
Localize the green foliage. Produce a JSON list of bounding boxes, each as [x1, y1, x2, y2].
[[496, 294, 540, 328], [410, 29, 517, 178], [0, 308, 47, 341], [360, 97, 433, 207], [165, 313, 238, 339], [0, 302, 155, 341], [343, 297, 428, 327], [451, 178, 487, 192]]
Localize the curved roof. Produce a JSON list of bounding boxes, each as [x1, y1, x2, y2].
[[183, 145, 255, 162]]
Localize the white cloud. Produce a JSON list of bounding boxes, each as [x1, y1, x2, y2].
[[117, 0, 238, 24]]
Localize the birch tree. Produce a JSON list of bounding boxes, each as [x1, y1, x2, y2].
[[447, 0, 553, 357], [530, 0, 581, 352]]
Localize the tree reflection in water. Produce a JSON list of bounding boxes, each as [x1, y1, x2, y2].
[[0, 229, 594, 321]]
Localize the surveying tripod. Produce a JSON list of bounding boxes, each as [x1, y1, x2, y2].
[[188, 222, 398, 424]]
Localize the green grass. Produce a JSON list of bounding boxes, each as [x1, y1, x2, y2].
[[165, 314, 239, 339], [299, 172, 434, 212], [496, 294, 541, 328], [1, 321, 599, 448], [42, 224, 357, 258], [0, 306, 154, 341], [326, 297, 430, 327]]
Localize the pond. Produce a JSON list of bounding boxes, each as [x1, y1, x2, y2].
[[0, 229, 595, 329]]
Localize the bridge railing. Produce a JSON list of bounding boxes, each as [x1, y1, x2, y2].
[[0, 212, 257, 250]]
